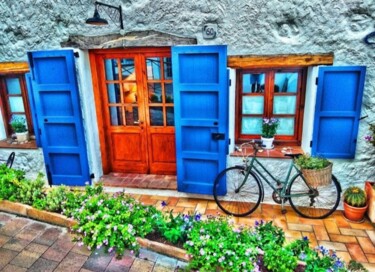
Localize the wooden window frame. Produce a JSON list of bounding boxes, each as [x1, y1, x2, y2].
[[0, 73, 34, 138], [235, 67, 307, 146]]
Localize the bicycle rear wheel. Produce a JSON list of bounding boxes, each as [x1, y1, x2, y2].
[[287, 174, 341, 219], [213, 166, 262, 217]]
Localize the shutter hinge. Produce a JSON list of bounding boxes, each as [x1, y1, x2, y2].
[[90, 173, 95, 179], [74, 52, 79, 58], [354, 138, 357, 143], [315, 77, 318, 85], [46, 165, 52, 186], [229, 79, 231, 86], [228, 138, 231, 145], [27, 52, 35, 79], [310, 140, 313, 147]]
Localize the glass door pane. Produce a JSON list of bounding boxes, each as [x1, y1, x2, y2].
[[145, 57, 174, 127]]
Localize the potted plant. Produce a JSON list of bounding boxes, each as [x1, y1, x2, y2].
[[294, 154, 332, 186], [10, 116, 29, 142], [343, 186, 368, 222], [261, 117, 279, 149]]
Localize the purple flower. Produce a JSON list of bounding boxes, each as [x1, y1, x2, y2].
[[161, 201, 167, 207], [303, 236, 308, 241], [365, 135, 373, 141], [194, 213, 201, 221]]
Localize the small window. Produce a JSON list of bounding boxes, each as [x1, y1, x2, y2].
[[236, 68, 306, 145], [0, 74, 34, 137]]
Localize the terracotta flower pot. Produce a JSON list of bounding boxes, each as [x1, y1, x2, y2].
[[343, 201, 368, 223]]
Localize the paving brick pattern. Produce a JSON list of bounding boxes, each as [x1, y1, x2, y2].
[[1, 178, 375, 271]]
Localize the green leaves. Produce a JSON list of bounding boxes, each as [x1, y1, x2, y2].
[[294, 154, 331, 170]]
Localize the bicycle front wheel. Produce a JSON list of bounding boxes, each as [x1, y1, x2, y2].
[[287, 174, 341, 219], [213, 166, 262, 217]]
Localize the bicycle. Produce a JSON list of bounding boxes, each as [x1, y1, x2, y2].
[[213, 141, 341, 219]]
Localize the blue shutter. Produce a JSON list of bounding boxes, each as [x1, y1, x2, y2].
[[312, 66, 366, 158], [172, 45, 228, 195], [27, 50, 90, 186]]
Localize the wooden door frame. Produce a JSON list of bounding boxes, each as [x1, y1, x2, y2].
[[89, 47, 172, 174]]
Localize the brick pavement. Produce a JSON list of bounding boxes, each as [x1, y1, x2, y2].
[[0, 212, 187, 272]]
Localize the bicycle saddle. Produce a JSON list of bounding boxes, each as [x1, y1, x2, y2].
[[283, 153, 303, 159]]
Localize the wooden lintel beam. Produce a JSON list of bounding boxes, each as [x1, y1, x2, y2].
[[228, 53, 334, 69], [0, 62, 29, 74]]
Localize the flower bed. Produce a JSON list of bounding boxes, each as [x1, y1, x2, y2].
[[0, 165, 365, 271]]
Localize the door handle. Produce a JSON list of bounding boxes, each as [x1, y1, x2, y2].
[[134, 120, 144, 125], [212, 133, 225, 140]]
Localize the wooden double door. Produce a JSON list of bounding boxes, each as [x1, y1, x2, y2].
[[90, 48, 176, 174]]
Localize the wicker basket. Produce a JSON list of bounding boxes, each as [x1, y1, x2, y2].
[[301, 163, 333, 187]]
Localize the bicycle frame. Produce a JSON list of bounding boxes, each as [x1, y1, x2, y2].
[[243, 155, 311, 201]]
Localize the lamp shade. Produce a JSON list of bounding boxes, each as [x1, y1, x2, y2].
[[86, 7, 108, 26]]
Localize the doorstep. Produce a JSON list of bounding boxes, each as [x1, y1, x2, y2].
[[101, 173, 177, 190]]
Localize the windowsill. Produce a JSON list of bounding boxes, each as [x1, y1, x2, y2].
[[230, 145, 304, 159], [0, 138, 38, 149]]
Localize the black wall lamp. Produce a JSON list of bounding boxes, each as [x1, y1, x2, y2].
[[86, 1, 124, 29]]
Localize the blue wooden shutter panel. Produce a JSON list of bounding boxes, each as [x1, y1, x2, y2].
[[172, 45, 229, 195], [312, 66, 366, 159], [27, 50, 90, 186]]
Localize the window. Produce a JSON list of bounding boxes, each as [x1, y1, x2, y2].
[[236, 68, 306, 145], [0, 74, 34, 138]]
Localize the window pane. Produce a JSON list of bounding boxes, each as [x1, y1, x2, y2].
[[273, 96, 296, 114], [9, 97, 25, 112], [241, 117, 262, 135], [123, 82, 137, 103], [165, 83, 174, 103], [109, 106, 123, 126], [242, 73, 265, 93], [107, 83, 121, 103], [125, 106, 139, 126], [104, 59, 119, 80], [164, 57, 172, 80], [277, 117, 295, 135], [121, 58, 135, 80], [274, 72, 298, 93], [146, 57, 161, 80], [148, 83, 162, 103], [150, 107, 163, 126], [166, 107, 174, 126], [6, 78, 21, 94], [243, 96, 264, 114]]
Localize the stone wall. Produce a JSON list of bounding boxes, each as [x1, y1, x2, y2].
[[0, 0, 374, 189], [0, 149, 45, 180]]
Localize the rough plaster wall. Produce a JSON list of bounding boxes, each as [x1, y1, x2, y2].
[[0, 149, 46, 180], [0, 0, 374, 191]]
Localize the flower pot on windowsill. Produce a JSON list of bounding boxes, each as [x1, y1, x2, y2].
[[15, 131, 29, 142], [261, 136, 274, 149]]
